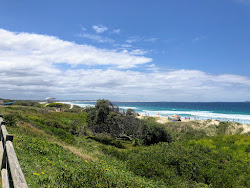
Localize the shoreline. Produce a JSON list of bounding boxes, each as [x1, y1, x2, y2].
[[56, 101, 250, 126], [40, 101, 250, 133], [137, 115, 250, 134]]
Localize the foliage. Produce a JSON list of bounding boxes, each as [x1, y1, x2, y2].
[[1, 100, 250, 188], [46, 102, 70, 108], [86, 100, 173, 146], [15, 100, 42, 107], [140, 118, 173, 145], [126, 108, 136, 116], [104, 135, 250, 188], [4, 113, 18, 126], [7, 124, 167, 188]]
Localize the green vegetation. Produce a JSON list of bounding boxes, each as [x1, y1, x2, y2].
[[0, 99, 249, 187], [86, 99, 172, 145]]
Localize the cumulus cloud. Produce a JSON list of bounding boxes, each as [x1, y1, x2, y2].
[[92, 25, 108, 33], [4, 68, 250, 101], [0, 28, 249, 101], [0, 29, 151, 69]]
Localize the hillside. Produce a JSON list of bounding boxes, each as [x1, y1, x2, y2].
[[0, 101, 249, 188]]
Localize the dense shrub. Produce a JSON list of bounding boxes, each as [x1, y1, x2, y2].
[[47, 102, 70, 108], [44, 126, 75, 144], [15, 100, 41, 107], [126, 108, 136, 116], [4, 113, 18, 126], [86, 100, 173, 146], [45, 119, 65, 129], [104, 135, 250, 188], [140, 118, 173, 145]]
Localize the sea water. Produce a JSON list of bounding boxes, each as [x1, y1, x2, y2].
[[62, 101, 250, 125]]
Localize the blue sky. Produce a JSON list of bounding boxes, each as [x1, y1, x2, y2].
[[0, 0, 250, 101]]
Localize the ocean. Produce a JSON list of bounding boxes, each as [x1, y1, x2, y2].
[[62, 101, 250, 125]]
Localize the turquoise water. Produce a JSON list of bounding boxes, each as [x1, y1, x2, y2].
[[63, 101, 250, 125]]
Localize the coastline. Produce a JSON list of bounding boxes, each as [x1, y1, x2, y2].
[[137, 115, 250, 134], [56, 101, 250, 126]]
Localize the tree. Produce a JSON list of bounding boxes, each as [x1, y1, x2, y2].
[[106, 112, 122, 137], [94, 99, 113, 125], [126, 108, 136, 116]]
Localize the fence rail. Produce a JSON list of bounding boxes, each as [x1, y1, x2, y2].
[[0, 115, 28, 188]]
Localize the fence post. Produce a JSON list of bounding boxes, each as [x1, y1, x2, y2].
[[0, 115, 28, 188]]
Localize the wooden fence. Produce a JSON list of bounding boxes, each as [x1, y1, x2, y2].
[[0, 115, 28, 188]]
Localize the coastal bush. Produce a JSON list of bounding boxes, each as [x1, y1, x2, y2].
[[125, 108, 136, 116], [3, 103, 250, 188], [4, 113, 18, 126], [46, 102, 70, 109], [88, 134, 125, 148], [103, 136, 250, 188], [44, 126, 75, 144], [86, 100, 173, 146], [122, 115, 141, 137], [106, 112, 123, 137], [9, 124, 166, 188], [140, 117, 173, 145], [94, 99, 113, 125], [68, 113, 88, 136], [45, 119, 65, 129], [15, 100, 41, 107], [216, 122, 231, 135]]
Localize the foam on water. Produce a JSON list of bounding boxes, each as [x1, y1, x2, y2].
[[119, 106, 138, 110], [61, 101, 250, 125], [76, 104, 95, 108], [141, 110, 250, 124], [60, 102, 94, 108]]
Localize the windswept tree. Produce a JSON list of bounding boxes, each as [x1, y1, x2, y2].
[[86, 99, 172, 145], [94, 99, 112, 125], [126, 108, 136, 116]]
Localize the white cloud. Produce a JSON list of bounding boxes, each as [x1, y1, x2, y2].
[[92, 25, 108, 33], [126, 36, 141, 43], [192, 36, 207, 42], [80, 26, 87, 31], [121, 44, 132, 48], [129, 49, 148, 55], [121, 49, 148, 55], [0, 28, 249, 101], [2, 68, 249, 101], [126, 36, 158, 43], [144, 38, 158, 42], [113, 29, 120, 34], [79, 33, 114, 43], [0, 28, 151, 69]]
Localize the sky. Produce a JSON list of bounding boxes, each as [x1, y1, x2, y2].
[[0, 0, 250, 102]]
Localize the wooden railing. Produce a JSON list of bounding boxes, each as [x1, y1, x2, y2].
[[0, 115, 28, 188]]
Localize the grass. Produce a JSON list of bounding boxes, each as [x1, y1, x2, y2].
[[7, 122, 168, 187]]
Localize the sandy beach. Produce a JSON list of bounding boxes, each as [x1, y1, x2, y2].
[[137, 115, 250, 134]]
